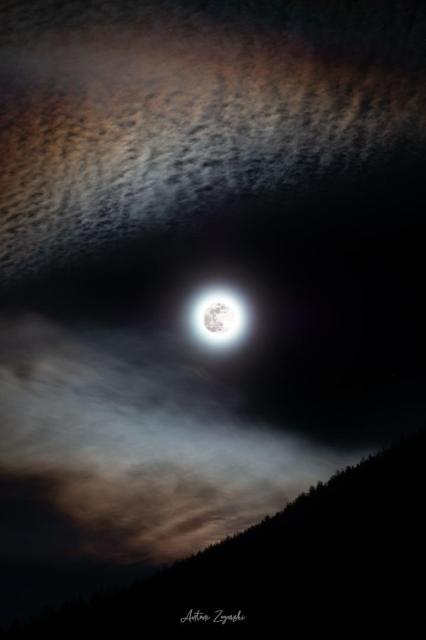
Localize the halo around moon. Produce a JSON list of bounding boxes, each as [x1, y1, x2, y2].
[[187, 286, 250, 349]]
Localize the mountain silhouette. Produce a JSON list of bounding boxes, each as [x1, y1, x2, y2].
[[4, 430, 426, 638]]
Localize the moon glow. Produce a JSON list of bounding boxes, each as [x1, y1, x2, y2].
[[188, 287, 250, 349]]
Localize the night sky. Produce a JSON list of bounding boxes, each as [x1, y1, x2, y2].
[[0, 0, 425, 626]]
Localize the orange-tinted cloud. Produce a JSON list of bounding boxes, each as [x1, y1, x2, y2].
[[0, 12, 424, 281], [0, 313, 359, 564]]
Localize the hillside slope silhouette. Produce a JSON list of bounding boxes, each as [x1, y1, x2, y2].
[[6, 430, 426, 637]]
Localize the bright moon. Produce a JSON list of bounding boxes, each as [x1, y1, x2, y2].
[[204, 302, 235, 334], [188, 287, 250, 348]]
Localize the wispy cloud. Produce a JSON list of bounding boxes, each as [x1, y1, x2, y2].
[[0, 313, 359, 563]]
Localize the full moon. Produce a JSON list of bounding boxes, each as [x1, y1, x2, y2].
[[204, 302, 235, 334], [187, 286, 250, 349]]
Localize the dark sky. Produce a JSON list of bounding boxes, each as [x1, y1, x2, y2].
[[0, 0, 425, 626]]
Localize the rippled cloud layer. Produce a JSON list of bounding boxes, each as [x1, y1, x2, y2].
[[0, 1, 425, 281]]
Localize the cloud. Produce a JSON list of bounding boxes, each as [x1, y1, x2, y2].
[[0, 313, 359, 564], [0, 2, 425, 282], [0, 0, 420, 569]]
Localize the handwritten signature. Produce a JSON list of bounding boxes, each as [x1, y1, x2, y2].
[[180, 609, 246, 624]]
